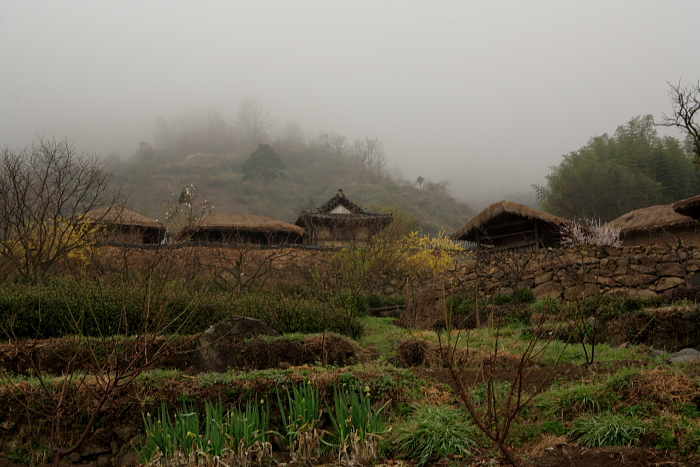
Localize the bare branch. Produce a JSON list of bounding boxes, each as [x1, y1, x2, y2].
[[659, 80, 700, 168]]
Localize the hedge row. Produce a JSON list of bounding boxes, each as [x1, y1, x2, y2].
[[0, 279, 364, 339]]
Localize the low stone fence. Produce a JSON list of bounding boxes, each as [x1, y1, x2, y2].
[[93, 242, 700, 299], [454, 244, 700, 299]]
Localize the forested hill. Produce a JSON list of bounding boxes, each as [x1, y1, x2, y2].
[[535, 115, 700, 222], [110, 140, 474, 236]]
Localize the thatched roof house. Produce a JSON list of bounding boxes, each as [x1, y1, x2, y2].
[[81, 206, 166, 244], [606, 203, 700, 246], [451, 200, 570, 249], [673, 194, 700, 219], [177, 214, 304, 245], [294, 189, 393, 247]]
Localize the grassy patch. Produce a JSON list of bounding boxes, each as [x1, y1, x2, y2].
[[570, 413, 647, 447], [358, 316, 407, 359], [392, 404, 480, 466]]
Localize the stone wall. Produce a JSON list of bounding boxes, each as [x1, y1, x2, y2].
[[453, 244, 700, 300], [94, 243, 700, 299]]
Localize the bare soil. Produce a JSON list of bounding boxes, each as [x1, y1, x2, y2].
[[519, 445, 697, 467]]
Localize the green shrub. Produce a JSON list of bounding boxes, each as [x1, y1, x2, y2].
[[363, 293, 406, 310], [393, 405, 479, 466], [492, 287, 535, 306], [233, 293, 364, 339], [653, 427, 676, 450], [0, 279, 227, 339], [445, 294, 474, 315], [542, 420, 567, 436], [257, 282, 317, 300], [603, 367, 641, 392], [530, 296, 559, 315], [573, 295, 668, 323], [504, 304, 532, 326], [493, 293, 513, 306], [621, 296, 666, 312], [516, 287, 536, 304], [646, 412, 700, 454], [570, 413, 647, 447], [471, 380, 512, 406], [0, 280, 364, 340]]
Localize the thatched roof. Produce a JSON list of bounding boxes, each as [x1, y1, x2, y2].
[[294, 189, 392, 227], [179, 214, 304, 237], [672, 194, 700, 219], [451, 200, 570, 241], [81, 206, 164, 229], [606, 204, 700, 235]]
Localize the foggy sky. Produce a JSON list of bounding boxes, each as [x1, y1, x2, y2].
[[2, 1, 700, 208]]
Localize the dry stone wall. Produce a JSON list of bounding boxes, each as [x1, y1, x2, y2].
[[95, 243, 700, 299], [453, 244, 700, 300]]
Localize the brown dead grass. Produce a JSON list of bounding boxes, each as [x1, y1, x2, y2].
[[527, 434, 570, 458], [631, 368, 699, 406]]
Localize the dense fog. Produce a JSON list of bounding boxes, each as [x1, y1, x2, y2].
[[2, 1, 700, 208]]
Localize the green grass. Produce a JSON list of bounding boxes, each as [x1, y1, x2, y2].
[[10, 286, 700, 464], [357, 316, 407, 359], [392, 404, 480, 466], [535, 382, 612, 419], [404, 303, 661, 369], [570, 413, 647, 447]]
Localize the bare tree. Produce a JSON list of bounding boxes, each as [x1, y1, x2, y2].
[[206, 108, 232, 153], [235, 96, 273, 149], [312, 131, 348, 159], [204, 241, 297, 293], [659, 80, 700, 168], [0, 137, 122, 284], [153, 116, 175, 148], [351, 137, 387, 175], [424, 179, 450, 196], [135, 141, 155, 162], [438, 306, 562, 467], [153, 108, 234, 159], [275, 121, 307, 153], [439, 247, 565, 466]]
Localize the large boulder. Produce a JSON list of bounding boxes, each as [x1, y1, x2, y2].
[[196, 316, 281, 373], [666, 348, 700, 364]]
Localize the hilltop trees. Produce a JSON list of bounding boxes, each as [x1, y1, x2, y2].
[[535, 115, 700, 222], [241, 143, 285, 185], [118, 102, 472, 234], [153, 108, 235, 160], [351, 137, 387, 176]]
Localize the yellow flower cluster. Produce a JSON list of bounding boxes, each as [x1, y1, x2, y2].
[[7, 216, 103, 266], [402, 230, 472, 277]]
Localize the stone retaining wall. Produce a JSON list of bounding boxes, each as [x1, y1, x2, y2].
[[454, 244, 700, 299], [95, 243, 700, 299]]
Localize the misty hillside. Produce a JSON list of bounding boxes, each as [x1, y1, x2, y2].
[[111, 142, 474, 236]]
